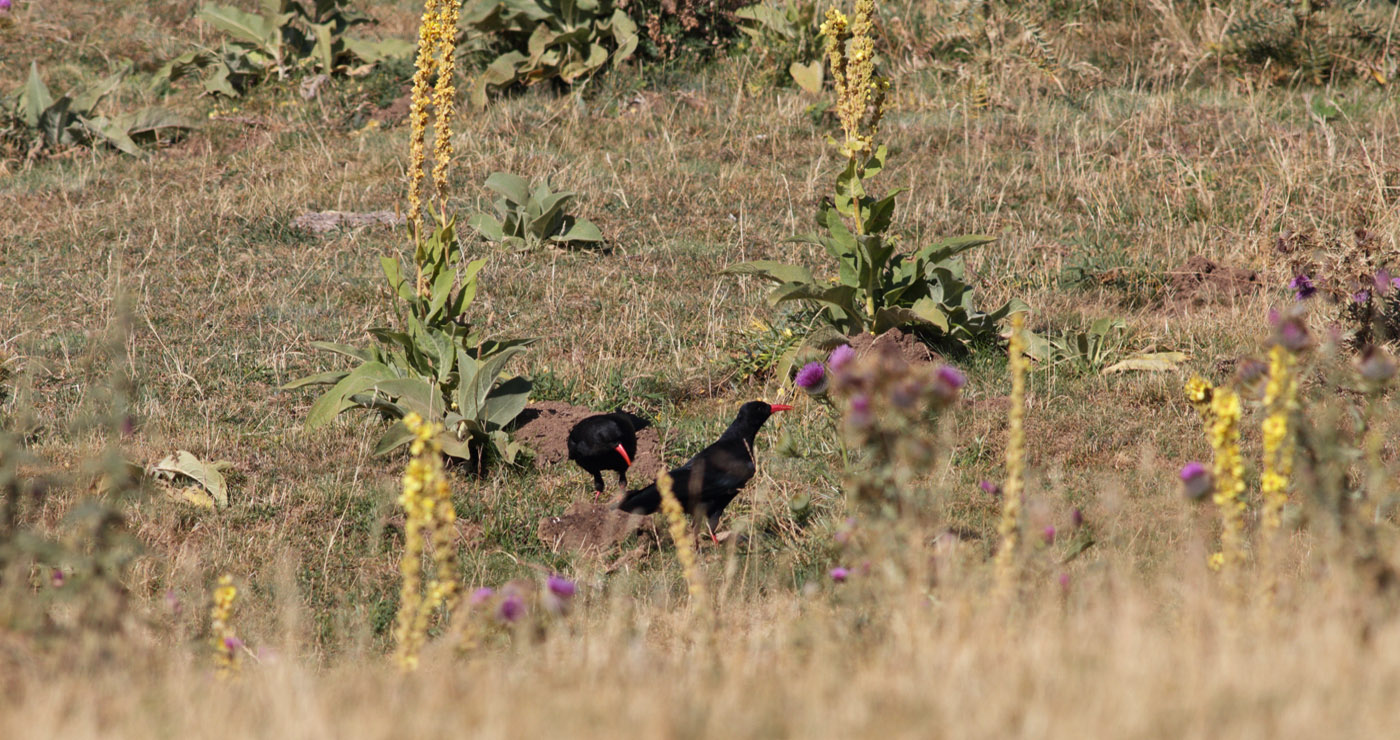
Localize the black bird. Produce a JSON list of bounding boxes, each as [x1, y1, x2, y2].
[[617, 401, 791, 540], [567, 410, 651, 501]]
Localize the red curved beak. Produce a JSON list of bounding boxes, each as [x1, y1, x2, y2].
[[615, 443, 633, 467], [770, 404, 793, 412]]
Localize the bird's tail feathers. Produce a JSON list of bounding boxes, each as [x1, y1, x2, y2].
[[616, 484, 661, 515], [613, 409, 652, 432]]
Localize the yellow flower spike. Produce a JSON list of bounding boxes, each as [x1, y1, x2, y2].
[[1209, 388, 1247, 573], [430, 0, 462, 212], [1260, 345, 1297, 533], [995, 313, 1028, 597], [393, 412, 458, 671], [657, 472, 707, 610], [406, 0, 444, 247], [209, 574, 242, 678]]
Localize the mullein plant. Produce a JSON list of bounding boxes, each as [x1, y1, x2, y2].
[[392, 413, 459, 671], [994, 313, 1028, 596]]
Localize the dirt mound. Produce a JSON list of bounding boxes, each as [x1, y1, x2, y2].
[[514, 402, 664, 482], [371, 89, 412, 125], [1168, 256, 1261, 307], [537, 501, 652, 556], [845, 328, 942, 366]]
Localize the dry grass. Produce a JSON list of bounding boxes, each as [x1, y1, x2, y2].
[[4, 0, 1400, 735]]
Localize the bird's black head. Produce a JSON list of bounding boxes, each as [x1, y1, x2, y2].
[[724, 400, 792, 439]]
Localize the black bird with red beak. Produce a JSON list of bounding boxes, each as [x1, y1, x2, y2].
[[617, 401, 791, 540], [567, 410, 651, 501]]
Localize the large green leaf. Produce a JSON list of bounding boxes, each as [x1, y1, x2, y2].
[[554, 217, 603, 244], [341, 36, 416, 63], [71, 67, 128, 116], [19, 62, 54, 129], [484, 376, 532, 428], [919, 234, 996, 266], [280, 369, 349, 390], [484, 171, 531, 205], [198, 4, 294, 54], [80, 117, 142, 156], [376, 377, 446, 418], [372, 421, 416, 457], [310, 341, 375, 362], [305, 361, 395, 429], [468, 212, 506, 242]]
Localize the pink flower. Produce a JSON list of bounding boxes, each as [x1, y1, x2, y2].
[[1042, 526, 1056, 545], [1058, 573, 1070, 591], [498, 593, 525, 622], [795, 361, 827, 395], [1180, 461, 1212, 501], [469, 587, 495, 605], [829, 567, 850, 583], [937, 365, 966, 390], [546, 575, 576, 599], [0, 1, 12, 12], [51, 568, 64, 587], [827, 344, 855, 373], [1071, 507, 1084, 529], [223, 636, 244, 652]]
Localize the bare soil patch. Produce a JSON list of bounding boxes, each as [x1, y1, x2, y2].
[[1167, 255, 1261, 307], [846, 328, 943, 366], [537, 501, 652, 556]]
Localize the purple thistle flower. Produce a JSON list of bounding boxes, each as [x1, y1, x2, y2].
[[498, 593, 525, 623], [1058, 573, 1070, 592], [1354, 290, 1371, 305], [1276, 317, 1310, 352], [469, 587, 495, 605], [1042, 526, 1056, 545], [828, 344, 855, 373], [1180, 461, 1212, 501], [979, 480, 1002, 498], [795, 361, 827, 395], [1289, 274, 1316, 300], [51, 568, 64, 587], [937, 365, 966, 390], [829, 567, 849, 583], [1071, 507, 1084, 530], [1376, 270, 1394, 296], [546, 575, 576, 599], [223, 636, 244, 653], [0, 1, 12, 12]]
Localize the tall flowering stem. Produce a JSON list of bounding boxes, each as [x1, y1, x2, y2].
[[657, 471, 707, 609], [820, 0, 889, 248], [407, 0, 461, 297], [1209, 388, 1246, 573], [995, 313, 1028, 595], [209, 574, 241, 678], [393, 412, 459, 671], [1260, 345, 1298, 533]]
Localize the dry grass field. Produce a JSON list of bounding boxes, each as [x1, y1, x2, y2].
[[4, 0, 1400, 736]]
